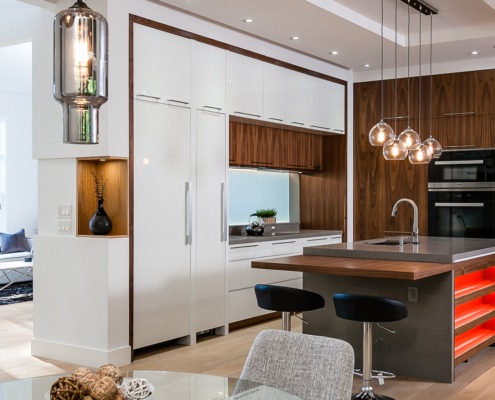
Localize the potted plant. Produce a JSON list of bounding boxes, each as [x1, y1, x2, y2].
[[253, 208, 277, 224]]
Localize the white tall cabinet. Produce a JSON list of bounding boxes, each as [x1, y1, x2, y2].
[[133, 24, 227, 349]]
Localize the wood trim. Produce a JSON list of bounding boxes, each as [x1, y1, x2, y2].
[[252, 255, 454, 280], [128, 14, 347, 87]]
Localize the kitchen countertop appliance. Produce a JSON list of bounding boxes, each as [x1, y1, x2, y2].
[[428, 149, 495, 238], [245, 214, 265, 236]]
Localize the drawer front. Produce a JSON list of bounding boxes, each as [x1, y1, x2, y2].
[[228, 243, 261, 261], [260, 239, 299, 257], [302, 235, 342, 247]]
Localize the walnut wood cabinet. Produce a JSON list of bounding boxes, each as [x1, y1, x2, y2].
[[353, 68, 495, 241], [229, 120, 323, 172]]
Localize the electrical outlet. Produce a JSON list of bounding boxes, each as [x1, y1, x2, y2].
[[58, 204, 72, 218], [408, 287, 418, 303], [57, 220, 71, 234]]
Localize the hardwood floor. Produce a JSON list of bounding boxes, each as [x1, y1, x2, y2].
[[2, 301, 495, 399]]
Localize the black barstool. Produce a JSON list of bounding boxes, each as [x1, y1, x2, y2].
[[254, 284, 325, 331], [333, 293, 408, 400]]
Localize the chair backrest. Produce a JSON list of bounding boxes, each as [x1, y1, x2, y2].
[[239, 329, 354, 400]]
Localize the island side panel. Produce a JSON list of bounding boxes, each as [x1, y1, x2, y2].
[[303, 271, 454, 383]]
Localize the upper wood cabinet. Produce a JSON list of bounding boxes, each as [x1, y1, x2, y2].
[[286, 131, 323, 171], [227, 52, 263, 119], [134, 24, 191, 106], [194, 41, 226, 112]]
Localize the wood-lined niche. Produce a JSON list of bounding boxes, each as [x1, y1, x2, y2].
[[77, 158, 129, 237]]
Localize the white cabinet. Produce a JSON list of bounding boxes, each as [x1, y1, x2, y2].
[[263, 63, 286, 123], [195, 110, 227, 333], [194, 41, 226, 112], [133, 99, 192, 349], [328, 81, 346, 134], [134, 24, 191, 106], [307, 76, 345, 134], [227, 234, 342, 324], [227, 52, 263, 119], [285, 69, 307, 128]]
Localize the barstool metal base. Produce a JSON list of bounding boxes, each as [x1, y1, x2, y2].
[[352, 388, 396, 400]]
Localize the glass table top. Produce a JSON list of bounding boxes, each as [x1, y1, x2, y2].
[[0, 370, 303, 399]]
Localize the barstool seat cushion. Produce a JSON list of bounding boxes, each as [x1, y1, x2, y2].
[[255, 284, 325, 313], [333, 293, 408, 323]]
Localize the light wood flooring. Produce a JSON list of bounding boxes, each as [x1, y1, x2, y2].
[[2, 301, 495, 399]]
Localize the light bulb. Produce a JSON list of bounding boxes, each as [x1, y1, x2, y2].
[[369, 120, 394, 146]]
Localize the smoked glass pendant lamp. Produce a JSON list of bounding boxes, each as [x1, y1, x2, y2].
[[408, 9, 432, 164], [383, 0, 408, 160], [398, 5, 420, 151], [422, 13, 442, 159], [369, 0, 394, 146], [53, 0, 109, 144]]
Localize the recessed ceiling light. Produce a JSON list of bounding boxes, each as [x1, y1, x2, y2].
[[364, 64, 371, 68], [243, 18, 254, 23], [469, 50, 479, 55], [330, 50, 338, 55], [290, 36, 300, 41]]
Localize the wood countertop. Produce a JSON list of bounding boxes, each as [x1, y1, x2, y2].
[[252, 252, 495, 280]]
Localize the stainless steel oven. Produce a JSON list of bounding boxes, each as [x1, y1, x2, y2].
[[428, 150, 495, 238]]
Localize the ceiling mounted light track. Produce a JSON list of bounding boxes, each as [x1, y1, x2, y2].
[[400, 0, 438, 15]]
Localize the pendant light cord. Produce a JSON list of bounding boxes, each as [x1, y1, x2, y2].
[[406, 3, 411, 127], [394, 0, 398, 133], [429, 13, 433, 138], [418, 7, 422, 137], [380, 0, 384, 121]]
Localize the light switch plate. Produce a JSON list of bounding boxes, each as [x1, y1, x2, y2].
[[58, 204, 72, 219], [408, 287, 418, 302], [57, 220, 71, 234]]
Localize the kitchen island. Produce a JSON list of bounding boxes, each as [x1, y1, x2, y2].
[[252, 236, 495, 383]]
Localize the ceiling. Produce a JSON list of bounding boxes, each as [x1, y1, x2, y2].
[[156, 0, 495, 73]]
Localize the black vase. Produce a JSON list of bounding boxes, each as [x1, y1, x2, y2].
[[89, 198, 112, 235]]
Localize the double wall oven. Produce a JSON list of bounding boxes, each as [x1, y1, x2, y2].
[[428, 149, 495, 238]]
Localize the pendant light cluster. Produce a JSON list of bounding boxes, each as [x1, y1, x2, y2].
[[369, 0, 442, 163]]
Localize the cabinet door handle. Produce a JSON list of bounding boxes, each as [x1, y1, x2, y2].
[[251, 161, 275, 165], [203, 105, 223, 112], [310, 125, 330, 130], [383, 115, 411, 120], [291, 121, 305, 126], [272, 240, 296, 245], [443, 111, 475, 116], [230, 244, 259, 249], [185, 181, 192, 245], [306, 237, 328, 242], [333, 129, 345, 133], [268, 117, 284, 122], [137, 94, 161, 100], [168, 99, 190, 105], [220, 183, 227, 242], [443, 145, 476, 149], [234, 111, 261, 118]]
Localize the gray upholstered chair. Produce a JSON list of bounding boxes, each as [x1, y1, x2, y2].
[[239, 329, 355, 400]]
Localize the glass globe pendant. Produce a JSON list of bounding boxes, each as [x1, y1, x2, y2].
[[369, 120, 395, 146], [398, 126, 421, 149], [409, 143, 432, 164], [383, 137, 408, 160], [423, 137, 442, 159]]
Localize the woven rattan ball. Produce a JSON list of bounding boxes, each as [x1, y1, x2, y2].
[[79, 372, 99, 395], [96, 364, 124, 385], [50, 377, 83, 400], [90, 376, 118, 400], [121, 378, 153, 400], [72, 367, 92, 382]]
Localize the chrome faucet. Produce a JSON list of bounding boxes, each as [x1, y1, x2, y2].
[[391, 198, 419, 244]]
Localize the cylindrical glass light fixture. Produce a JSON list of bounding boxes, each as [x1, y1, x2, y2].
[[53, 0, 108, 144]]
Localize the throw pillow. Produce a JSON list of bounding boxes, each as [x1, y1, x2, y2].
[[0, 228, 30, 254]]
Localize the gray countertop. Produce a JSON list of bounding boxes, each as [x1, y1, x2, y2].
[[229, 229, 343, 245], [303, 236, 495, 263]]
